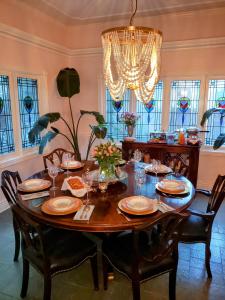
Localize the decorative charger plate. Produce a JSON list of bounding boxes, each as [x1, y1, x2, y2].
[[145, 164, 172, 174], [17, 179, 51, 193], [156, 180, 189, 195], [60, 161, 84, 170], [41, 196, 82, 215], [118, 196, 157, 215]]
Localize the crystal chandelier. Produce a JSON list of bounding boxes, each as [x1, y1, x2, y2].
[[101, 0, 162, 103]]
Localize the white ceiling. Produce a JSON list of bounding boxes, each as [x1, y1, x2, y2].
[[20, 0, 225, 24]]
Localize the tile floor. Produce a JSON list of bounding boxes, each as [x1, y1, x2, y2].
[[0, 195, 225, 300]]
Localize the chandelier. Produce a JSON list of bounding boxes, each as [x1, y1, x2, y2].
[[101, 0, 162, 103]]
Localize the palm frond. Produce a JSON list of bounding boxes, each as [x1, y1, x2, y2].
[[213, 133, 225, 150], [38, 131, 59, 154]]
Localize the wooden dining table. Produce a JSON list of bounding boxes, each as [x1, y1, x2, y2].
[[17, 162, 195, 233]]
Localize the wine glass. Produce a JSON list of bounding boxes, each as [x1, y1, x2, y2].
[[152, 159, 160, 182], [133, 149, 142, 168], [63, 153, 72, 177], [135, 168, 146, 198], [82, 171, 93, 204], [48, 165, 59, 191]]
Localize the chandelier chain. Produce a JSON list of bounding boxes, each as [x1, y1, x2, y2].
[[129, 0, 137, 26]]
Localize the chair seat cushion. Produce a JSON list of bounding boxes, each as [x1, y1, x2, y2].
[[25, 229, 97, 274], [178, 214, 208, 242], [102, 231, 176, 281]]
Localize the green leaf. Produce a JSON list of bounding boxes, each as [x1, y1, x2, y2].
[[200, 108, 224, 126], [213, 133, 225, 150], [80, 110, 105, 124], [51, 126, 60, 133], [56, 68, 80, 98], [92, 125, 107, 139], [28, 113, 61, 144], [38, 131, 58, 154]]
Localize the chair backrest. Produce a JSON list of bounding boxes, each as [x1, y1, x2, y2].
[[132, 212, 186, 274], [1, 170, 22, 205], [43, 148, 76, 169], [12, 204, 47, 260], [207, 175, 225, 214]]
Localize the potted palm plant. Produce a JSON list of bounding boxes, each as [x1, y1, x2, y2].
[[201, 107, 225, 149], [29, 68, 107, 160]]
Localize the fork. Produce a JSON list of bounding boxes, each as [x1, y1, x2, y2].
[[116, 208, 131, 221]]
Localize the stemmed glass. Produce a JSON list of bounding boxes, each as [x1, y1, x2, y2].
[[135, 168, 146, 199], [82, 171, 93, 204], [48, 165, 59, 191], [152, 159, 160, 182], [133, 149, 142, 168], [63, 153, 72, 177]]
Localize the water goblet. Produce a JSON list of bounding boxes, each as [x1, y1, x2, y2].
[[133, 149, 143, 169], [82, 171, 93, 204], [135, 168, 146, 199], [152, 159, 160, 182], [48, 165, 59, 192], [63, 153, 72, 177]]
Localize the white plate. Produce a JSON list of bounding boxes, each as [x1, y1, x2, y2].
[[125, 196, 152, 211], [156, 182, 189, 195], [118, 197, 157, 215], [49, 197, 75, 211], [18, 179, 51, 192], [145, 164, 172, 174]]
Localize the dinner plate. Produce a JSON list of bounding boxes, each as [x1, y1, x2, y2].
[[41, 196, 82, 215], [155, 181, 189, 195], [145, 164, 172, 174], [118, 196, 157, 215], [60, 161, 84, 170], [17, 179, 51, 192]]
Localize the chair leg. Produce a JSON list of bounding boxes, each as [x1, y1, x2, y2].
[[20, 258, 29, 298], [169, 269, 177, 300], [205, 242, 212, 279], [43, 273, 52, 300], [13, 219, 20, 261], [132, 280, 141, 300], [90, 254, 99, 290], [102, 255, 110, 290]]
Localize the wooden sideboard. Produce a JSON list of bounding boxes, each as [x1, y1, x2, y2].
[[122, 141, 200, 187]]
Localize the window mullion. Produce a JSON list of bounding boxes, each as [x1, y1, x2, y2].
[[161, 77, 171, 132]]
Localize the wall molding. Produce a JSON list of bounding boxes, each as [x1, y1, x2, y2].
[[0, 22, 225, 58]]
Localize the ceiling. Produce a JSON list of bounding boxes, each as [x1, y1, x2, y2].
[[20, 0, 225, 24]]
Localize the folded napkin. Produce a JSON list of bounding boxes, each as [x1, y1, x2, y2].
[[73, 205, 95, 221], [21, 191, 49, 201], [157, 201, 175, 213], [61, 176, 87, 197]]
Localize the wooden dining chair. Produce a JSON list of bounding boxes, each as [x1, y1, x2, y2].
[[12, 204, 99, 300], [102, 212, 187, 300], [1, 170, 22, 261], [178, 174, 225, 278], [43, 148, 76, 169]]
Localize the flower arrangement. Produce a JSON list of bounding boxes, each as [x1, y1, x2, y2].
[[92, 141, 122, 165], [120, 112, 140, 126]]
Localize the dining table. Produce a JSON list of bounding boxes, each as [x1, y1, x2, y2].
[[16, 162, 195, 233]]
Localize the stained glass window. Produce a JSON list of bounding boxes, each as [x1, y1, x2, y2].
[[17, 77, 40, 149], [106, 88, 130, 140], [205, 80, 225, 146], [168, 80, 201, 132], [0, 75, 15, 154], [136, 81, 163, 141]]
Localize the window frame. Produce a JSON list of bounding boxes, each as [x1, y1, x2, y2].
[[0, 69, 48, 166], [99, 74, 225, 152]]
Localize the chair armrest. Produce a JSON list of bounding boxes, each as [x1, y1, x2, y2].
[[195, 189, 212, 197], [187, 208, 215, 220]]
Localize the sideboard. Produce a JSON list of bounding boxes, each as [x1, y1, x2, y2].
[[122, 141, 201, 187]]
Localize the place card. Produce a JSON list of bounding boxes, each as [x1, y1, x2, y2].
[[73, 205, 95, 221], [21, 191, 49, 201]]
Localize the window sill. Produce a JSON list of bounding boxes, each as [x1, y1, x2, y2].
[[0, 148, 40, 169], [200, 147, 225, 157]]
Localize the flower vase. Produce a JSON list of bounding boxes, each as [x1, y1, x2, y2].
[[127, 125, 134, 137], [98, 162, 116, 182]]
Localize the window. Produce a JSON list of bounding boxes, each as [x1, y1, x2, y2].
[[105, 81, 164, 141], [0, 71, 44, 160], [168, 80, 201, 132], [205, 79, 225, 146]]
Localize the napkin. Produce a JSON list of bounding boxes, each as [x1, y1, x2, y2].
[[21, 191, 49, 201], [157, 201, 175, 213], [73, 205, 95, 221]]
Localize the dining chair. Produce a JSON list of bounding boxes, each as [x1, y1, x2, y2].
[[43, 148, 76, 169], [1, 170, 22, 261], [12, 204, 99, 300], [178, 174, 225, 278], [102, 212, 187, 300]]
